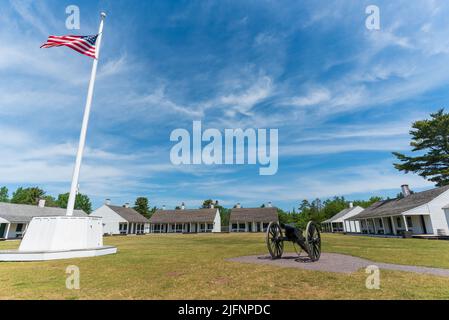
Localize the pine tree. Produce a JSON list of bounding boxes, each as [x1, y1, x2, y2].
[[393, 109, 449, 187]]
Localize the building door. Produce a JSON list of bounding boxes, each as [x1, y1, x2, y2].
[[420, 215, 428, 234], [387, 218, 393, 235], [0, 224, 5, 238]]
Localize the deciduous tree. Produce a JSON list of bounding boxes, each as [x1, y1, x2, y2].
[[0, 187, 9, 203], [11, 187, 45, 205], [57, 193, 92, 214]]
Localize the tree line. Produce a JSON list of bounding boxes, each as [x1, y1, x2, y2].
[[0, 186, 92, 214], [0, 187, 383, 228]]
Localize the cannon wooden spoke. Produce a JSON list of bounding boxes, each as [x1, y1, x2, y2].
[[306, 221, 321, 262], [266, 222, 284, 259], [265, 220, 321, 262]]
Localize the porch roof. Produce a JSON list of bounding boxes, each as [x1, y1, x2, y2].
[[150, 208, 217, 224], [351, 185, 449, 219], [230, 207, 278, 223], [106, 205, 150, 223], [323, 207, 361, 223]]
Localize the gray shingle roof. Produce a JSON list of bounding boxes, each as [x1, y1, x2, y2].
[[0, 202, 87, 223], [323, 207, 356, 223], [150, 208, 218, 224], [352, 185, 449, 219], [230, 207, 278, 223], [106, 205, 150, 223]]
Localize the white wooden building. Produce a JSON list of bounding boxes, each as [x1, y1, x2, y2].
[[92, 201, 150, 235], [0, 201, 87, 240], [149, 207, 221, 233], [322, 203, 363, 233], [350, 185, 449, 236], [229, 204, 278, 232]]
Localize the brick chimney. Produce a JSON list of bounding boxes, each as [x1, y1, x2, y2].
[[349, 202, 354, 208], [267, 202, 272, 208], [38, 199, 46, 208], [181, 202, 185, 210], [236, 203, 241, 208], [401, 184, 411, 197]]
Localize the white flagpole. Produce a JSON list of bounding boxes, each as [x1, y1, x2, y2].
[[66, 12, 106, 216]]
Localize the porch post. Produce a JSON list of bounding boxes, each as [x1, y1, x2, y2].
[[403, 215, 409, 232], [330, 223, 334, 233], [390, 216, 397, 235], [372, 219, 377, 234], [4, 223, 11, 239]]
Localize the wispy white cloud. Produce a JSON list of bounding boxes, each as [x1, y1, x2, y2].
[[218, 75, 273, 117]]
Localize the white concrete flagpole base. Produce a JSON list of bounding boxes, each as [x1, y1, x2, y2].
[[0, 216, 117, 262]]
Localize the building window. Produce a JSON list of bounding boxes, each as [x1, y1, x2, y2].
[[396, 217, 402, 228], [239, 223, 245, 232], [232, 223, 238, 231], [207, 224, 213, 232], [16, 224, 24, 232], [378, 219, 383, 228], [176, 224, 183, 233], [262, 223, 269, 231], [119, 223, 127, 234], [138, 224, 144, 233]]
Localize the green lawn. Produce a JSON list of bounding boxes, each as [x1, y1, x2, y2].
[[0, 233, 449, 299]]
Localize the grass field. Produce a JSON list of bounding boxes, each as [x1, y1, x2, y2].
[[1, 233, 449, 300]]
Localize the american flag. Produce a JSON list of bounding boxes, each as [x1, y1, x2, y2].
[[40, 35, 98, 59]]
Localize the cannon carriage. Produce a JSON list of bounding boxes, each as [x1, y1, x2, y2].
[[266, 221, 321, 261]]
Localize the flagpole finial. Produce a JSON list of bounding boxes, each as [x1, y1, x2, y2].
[[100, 12, 107, 19]]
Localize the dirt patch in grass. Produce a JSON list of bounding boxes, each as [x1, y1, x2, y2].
[[228, 252, 449, 277]]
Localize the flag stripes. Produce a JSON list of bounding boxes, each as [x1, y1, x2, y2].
[[40, 35, 98, 59]]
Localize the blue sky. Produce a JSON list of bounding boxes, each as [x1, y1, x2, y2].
[[1, 0, 448, 210]]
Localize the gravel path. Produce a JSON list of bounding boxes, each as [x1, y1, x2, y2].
[[227, 253, 449, 277]]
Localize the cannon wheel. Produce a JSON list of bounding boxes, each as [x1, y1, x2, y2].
[[266, 222, 284, 259], [305, 221, 321, 262]]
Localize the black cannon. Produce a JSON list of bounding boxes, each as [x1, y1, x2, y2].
[[266, 221, 321, 261]]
